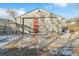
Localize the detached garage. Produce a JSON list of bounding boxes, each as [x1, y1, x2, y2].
[[16, 8, 64, 34]]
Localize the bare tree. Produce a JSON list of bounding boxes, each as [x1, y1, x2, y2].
[[6, 9, 17, 34]]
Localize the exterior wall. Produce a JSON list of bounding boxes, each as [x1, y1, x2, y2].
[[16, 9, 63, 34]]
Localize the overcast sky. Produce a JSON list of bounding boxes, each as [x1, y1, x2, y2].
[[0, 3, 78, 19]]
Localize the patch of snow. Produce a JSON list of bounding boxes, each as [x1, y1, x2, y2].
[[0, 35, 21, 48]]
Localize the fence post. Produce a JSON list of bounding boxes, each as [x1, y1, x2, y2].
[[22, 18, 24, 35]]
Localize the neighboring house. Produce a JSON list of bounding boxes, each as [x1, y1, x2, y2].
[[0, 18, 16, 35], [63, 18, 79, 35], [16, 8, 64, 34], [0, 18, 6, 34]]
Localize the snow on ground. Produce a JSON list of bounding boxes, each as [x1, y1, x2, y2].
[[0, 35, 22, 48]]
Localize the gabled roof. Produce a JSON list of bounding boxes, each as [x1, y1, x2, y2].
[[16, 8, 65, 19]]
